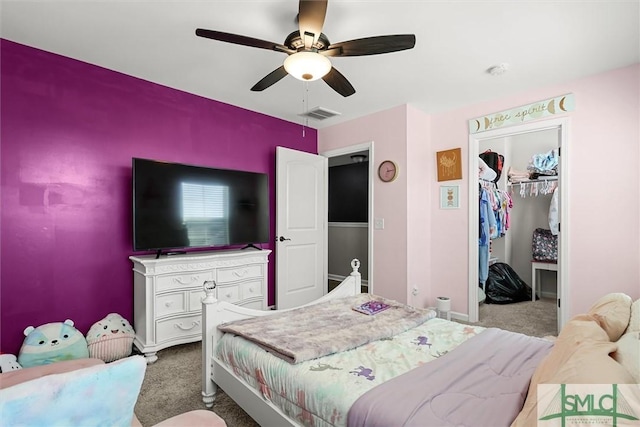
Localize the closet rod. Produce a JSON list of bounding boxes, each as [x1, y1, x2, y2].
[[507, 176, 558, 186]]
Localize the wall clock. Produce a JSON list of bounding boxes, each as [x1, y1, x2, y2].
[[378, 160, 398, 182]]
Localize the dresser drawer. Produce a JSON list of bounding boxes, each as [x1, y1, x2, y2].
[[217, 284, 240, 304], [156, 271, 214, 293], [155, 314, 201, 344], [188, 289, 206, 312], [217, 264, 263, 284], [240, 279, 263, 300], [156, 292, 186, 318]]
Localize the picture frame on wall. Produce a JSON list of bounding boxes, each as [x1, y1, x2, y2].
[[436, 148, 462, 181], [440, 185, 460, 209]]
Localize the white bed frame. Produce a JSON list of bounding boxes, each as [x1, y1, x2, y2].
[[201, 259, 362, 426]]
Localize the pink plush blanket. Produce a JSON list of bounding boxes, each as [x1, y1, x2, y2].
[[218, 294, 436, 364]]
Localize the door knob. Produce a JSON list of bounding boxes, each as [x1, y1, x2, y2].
[[278, 236, 291, 242]]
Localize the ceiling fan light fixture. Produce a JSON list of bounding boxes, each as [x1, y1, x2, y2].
[[284, 51, 331, 82]]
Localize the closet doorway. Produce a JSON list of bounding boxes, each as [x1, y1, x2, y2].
[[467, 118, 569, 332]]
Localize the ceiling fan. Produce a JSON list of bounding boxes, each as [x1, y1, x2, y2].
[[195, 0, 416, 97]]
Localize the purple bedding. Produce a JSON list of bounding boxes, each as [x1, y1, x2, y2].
[[347, 328, 553, 427]]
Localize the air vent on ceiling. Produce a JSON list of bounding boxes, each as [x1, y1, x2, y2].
[[299, 107, 341, 121]]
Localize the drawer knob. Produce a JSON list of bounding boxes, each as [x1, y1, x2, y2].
[[248, 287, 254, 293], [165, 301, 173, 307], [226, 292, 232, 298], [174, 320, 200, 331]]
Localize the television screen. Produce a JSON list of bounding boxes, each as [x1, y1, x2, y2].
[[133, 158, 269, 252]]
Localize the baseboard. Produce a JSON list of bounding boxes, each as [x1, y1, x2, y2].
[[425, 307, 468, 323], [450, 311, 469, 322], [540, 291, 557, 299]]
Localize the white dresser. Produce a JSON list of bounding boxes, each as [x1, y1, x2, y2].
[[130, 249, 271, 363]]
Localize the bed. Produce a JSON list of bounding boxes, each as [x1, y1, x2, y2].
[[201, 259, 640, 427]]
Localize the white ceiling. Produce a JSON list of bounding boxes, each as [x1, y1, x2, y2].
[[2, 1, 638, 129]]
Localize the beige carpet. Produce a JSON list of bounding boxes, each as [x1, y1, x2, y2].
[[135, 342, 257, 427], [135, 297, 556, 426], [474, 297, 558, 337]]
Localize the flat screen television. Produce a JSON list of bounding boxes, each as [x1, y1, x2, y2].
[[132, 158, 269, 254]]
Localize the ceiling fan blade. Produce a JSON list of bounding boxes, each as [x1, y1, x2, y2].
[[323, 34, 416, 57], [195, 29, 291, 53], [298, 0, 328, 49], [251, 66, 289, 92], [322, 67, 356, 97]]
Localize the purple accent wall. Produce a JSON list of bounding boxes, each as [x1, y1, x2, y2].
[[0, 39, 317, 354]]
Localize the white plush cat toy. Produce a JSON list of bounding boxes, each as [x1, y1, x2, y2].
[[0, 354, 22, 373]]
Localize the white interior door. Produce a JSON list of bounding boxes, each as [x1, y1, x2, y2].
[[276, 147, 327, 309]]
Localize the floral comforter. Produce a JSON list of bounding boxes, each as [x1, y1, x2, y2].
[[216, 317, 485, 427]]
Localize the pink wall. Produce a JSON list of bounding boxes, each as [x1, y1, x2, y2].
[[406, 106, 432, 306], [0, 40, 317, 354], [319, 105, 409, 303], [428, 64, 640, 316]]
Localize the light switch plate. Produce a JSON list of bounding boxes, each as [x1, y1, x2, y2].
[[374, 218, 384, 229]]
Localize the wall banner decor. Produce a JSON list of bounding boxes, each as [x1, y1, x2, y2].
[[468, 93, 575, 134], [436, 148, 462, 181], [440, 185, 460, 209]]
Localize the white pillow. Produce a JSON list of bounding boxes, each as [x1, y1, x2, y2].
[[613, 299, 640, 382], [587, 293, 632, 341]]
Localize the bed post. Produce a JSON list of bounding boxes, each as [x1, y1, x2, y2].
[[351, 258, 361, 292], [351, 259, 361, 277], [201, 280, 218, 408]]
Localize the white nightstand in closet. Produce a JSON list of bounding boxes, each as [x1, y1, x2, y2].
[[130, 249, 270, 363], [531, 260, 558, 302]]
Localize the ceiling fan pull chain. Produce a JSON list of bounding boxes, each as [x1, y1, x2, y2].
[[305, 82, 310, 132], [301, 81, 309, 138]]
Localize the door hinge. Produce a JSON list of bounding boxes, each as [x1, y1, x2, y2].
[[558, 298, 561, 308], [558, 223, 561, 232]]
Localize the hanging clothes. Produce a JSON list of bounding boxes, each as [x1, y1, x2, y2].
[[478, 148, 511, 291], [479, 187, 497, 288], [481, 180, 513, 238], [510, 178, 557, 198], [548, 187, 559, 235]]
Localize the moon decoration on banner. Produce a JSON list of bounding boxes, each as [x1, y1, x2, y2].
[[547, 99, 555, 114], [559, 96, 568, 111]]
